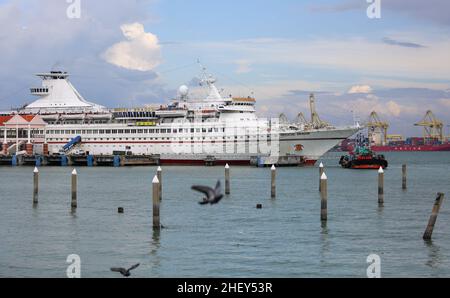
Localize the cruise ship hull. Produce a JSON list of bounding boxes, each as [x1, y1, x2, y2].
[[41, 127, 358, 166]]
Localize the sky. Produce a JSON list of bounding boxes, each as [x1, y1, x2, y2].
[[0, 0, 450, 136]]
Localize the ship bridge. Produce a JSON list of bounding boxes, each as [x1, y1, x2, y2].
[[21, 71, 107, 115]]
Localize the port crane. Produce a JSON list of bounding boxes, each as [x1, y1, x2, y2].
[[309, 94, 329, 129], [415, 110, 444, 142], [367, 111, 389, 145], [295, 112, 309, 126], [279, 94, 329, 130]]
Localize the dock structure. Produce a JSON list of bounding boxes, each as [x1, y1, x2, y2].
[[0, 154, 160, 167]]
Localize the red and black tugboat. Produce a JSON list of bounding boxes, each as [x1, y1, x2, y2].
[[339, 134, 388, 169]]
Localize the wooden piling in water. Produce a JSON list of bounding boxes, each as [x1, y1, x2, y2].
[[157, 166, 162, 201], [71, 169, 77, 209], [271, 165, 276, 198], [402, 164, 407, 190], [152, 175, 161, 230], [225, 164, 230, 195], [319, 162, 324, 192], [33, 167, 39, 205], [423, 193, 445, 241], [378, 167, 384, 206], [320, 172, 328, 222]]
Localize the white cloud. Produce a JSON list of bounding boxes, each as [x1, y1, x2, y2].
[[235, 60, 252, 74], [189, 36, 450, 81], [102, 23, 162, 72], [340, 94, 419, 119], [348, 85, 373, 94]]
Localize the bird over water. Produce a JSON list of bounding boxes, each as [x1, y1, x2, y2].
[[110, 263, 140, 277], [192, 180, 224, 205]]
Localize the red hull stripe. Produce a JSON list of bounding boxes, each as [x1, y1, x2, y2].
[[351, 165, 385, 169], [372, 145, 450, 152]]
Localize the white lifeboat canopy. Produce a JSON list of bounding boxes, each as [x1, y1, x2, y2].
[[21, 71, 107, 114]]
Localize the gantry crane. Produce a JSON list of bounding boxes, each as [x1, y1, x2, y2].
[[309, 94, 329, 129], [367, 111, 389, 145], [279, 113, 289, 125], [295, 112, 308, 125], [415, 110, 444, 142]]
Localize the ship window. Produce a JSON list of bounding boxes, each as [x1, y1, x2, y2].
[[125, 130, 130, 134], [93, 130, 99, 134], [105, 130, 111, 134], [144, 129, 148, 134], [99, 130, 105, 134], [138, 129, 143, 134], [149, 129, 154, 133], [71, 130, 76, 134], [76, 130, 81, 134], [112, 130, 118, 134], [118, 130, 124, 134]]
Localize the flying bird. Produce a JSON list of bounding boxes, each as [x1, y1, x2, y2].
[[192, 180, 224, 205], [110, 263, 140, 277]]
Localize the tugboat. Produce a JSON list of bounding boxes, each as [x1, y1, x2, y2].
[[339, 134, 388, 169]]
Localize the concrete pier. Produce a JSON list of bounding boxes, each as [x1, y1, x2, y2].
[[319, 162, 324, 192], [320, 172, 328, 222], [71, 169, 78, 209], [271, 165, 276, 198], [225, 164, 230, 195], [152, 175, 161, 230], [157, 166, 162, 201], [33, 167, 39, 205], [378, 167, 384, 206]]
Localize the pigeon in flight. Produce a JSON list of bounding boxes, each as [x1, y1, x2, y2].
[[192, 180, 224, 205], [110, 263, 140, 277]]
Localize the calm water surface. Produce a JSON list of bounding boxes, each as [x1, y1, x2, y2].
[[0, 152, 449, 277]]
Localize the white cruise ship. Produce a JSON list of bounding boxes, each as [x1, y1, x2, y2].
[[2, 70, 360, 166]]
